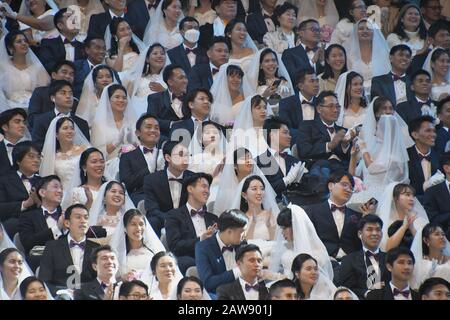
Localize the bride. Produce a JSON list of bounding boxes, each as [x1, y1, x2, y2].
[[423, 47, 450, 102], [225, 19, 257, 74]]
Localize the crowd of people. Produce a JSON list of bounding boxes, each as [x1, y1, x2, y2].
[[0, 0, 449, 301]]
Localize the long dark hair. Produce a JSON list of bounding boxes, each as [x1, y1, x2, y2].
[[109, 17, 140, 57], [123, 209, 154, 255], [392, 3, 427, 41], [55, 117, 75, 151], [422, 223, 445, 256], [79, 147, 106, 185], [224, 19, 247, 51], [321, 44, 347, 80], [430, 48, 449, 73], [343, 71, 367, 109], [291, 253, 317, 299], [143, 43, 166, 76], [233, 147, 251, 177], [4, 30, 28, 56], [240, 175, 265, 212], [257, 48, 285, 86], [92, 64, 115, 84]]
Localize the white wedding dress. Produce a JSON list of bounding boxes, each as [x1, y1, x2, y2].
[[54, 153, 80, 191]]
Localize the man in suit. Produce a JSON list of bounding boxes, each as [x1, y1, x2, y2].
[[282, 19, 324, 84], [408, 115, 440, 199], [125, 0, 159, 40], [256, 117, 305, 201], [366, 247, 420, 300], [74, 245, 119, 300], [143, 141, 192, 237], [87, 0, 126, 39], [118, 280, 149, 300], [170, 88, 213, 142], [165, 173, 218, 274], [338, 214, 390, 299], [167, 17, 208, 77], [279, 69, 319, 143], [31, 80, 90, 151], [436, 97, 450, 154], [421, 0, 443, 29], [73, 36, 107, 99], [187, 36, 229, 92], [246, 0, 277, 45], [120, 114, 164, 205], [269, 279, 298, 300], [199, 0, 238, 49], [39, 204, 99, 296], [419, 277, 450, 300], [0, 108, 27, 175], [371, 44, 414, 106], [304, 172, 362, 268], [397, 70, 436, 125], [216, 244, 270, 300], [0, 141, 41, 238], [147, 64, 190, 138], [28, 60, 76, 131], [297, 91, 353, 177], [424, 152, 450, 239], [38, 8, 85, 73], [195, 209, 248, 295]]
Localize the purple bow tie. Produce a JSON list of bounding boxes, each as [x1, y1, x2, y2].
[[212, 68, 219, 75], [391, 73, 406, 82], [302, 99, 313, 105], [190, 208, 206, 217], [418, 153, 431, 162], [6, 143, 15, 148], [245, 283, 260, 292], [69, 240, 86, 250], [330, 204, 345, 212], [221, 246, 234, 253], [147, 0, 159, 10], [43, 210, 59, 221], [169, 177, 183, 183], [172, 93, 183, 101], [63, 38, 76, 46], [393, 288, 410, 298], [326, 125, 335, 134], [143, 147, 153, 154], [365, 250, 379, 262], [185, 47, 196, 54], [305, 46, 317, 53], [100, 282, 108, 290]]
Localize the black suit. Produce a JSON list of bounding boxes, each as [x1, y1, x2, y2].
[[39, 237, 99, 295], [73, 279, 106, 300], [28, 86, 54, 131], [366, 285, 420, 300], [424, 181, 450, 238], [125, 0, 150, 40], [87, 11, 114, 39], [370, 73, 414, 106], [31, 111, 90, 151], [216, 279, 270, 300], [435, 126, 450, 155], [281, 45, 324, 84], [73, 59, 92, 99], [338, 250, 390, 299], [38, 36, 85, 73], [147, 90, 190, 137], [198, 23, 215, 50], [396, 97, 435, 125], [187, 63, 214, 92], [408, 49, 430, 76], [0, 141, 14, 175], [407, 146, 439, 197], [246, 12, 268, 45], [305, 201, 361, 258], [167, 44, 208, 76]]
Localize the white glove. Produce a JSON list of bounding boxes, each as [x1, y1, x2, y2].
[[294, 162, 308, 183], [1, 3, 17, 19], [423, 170, 445, 191], [283, 162, 301, 186]]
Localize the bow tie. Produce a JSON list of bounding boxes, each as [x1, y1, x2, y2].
[[172, 93, 183, 101], [100, 282, 108, 290], [43, 210, 59, 221], [418, 153, 431, 162], [365, 250, 379, 262], [330, 204, 345, 212], [263, 13, 272, 19], [245, 283, 260, 292], [63, 38, 76, 46], [6, 143, 15, 148], [326, 126, 335, 134], [69, 240, 86, 250], [221, 246, 234, 253], [190, 208, 206, 217], [305, 46, 317, 53], [393, 288, 410, 298], [147, 0, 159, 10], [212, 68, 219, 75], [391, 73, 406, 82], [277, 152, 287, 159], [143, 147, 153, 154], [302, 99, 313, 105], [21, 174, 34, 181], [169, 177, 183, 183], [185, 47, 196, 54]]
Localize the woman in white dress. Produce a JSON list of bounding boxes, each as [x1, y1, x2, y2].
[[19, 276, 49, 300], [297, 0, 339, 32], [263, 2, 298, 55], [225, 19, 257, 74], [0, 248, 30, 300], [176, 276, 204, 300], [39, 116, 89, 191], [106, 18, 141, 72], [147, 252, 181, 300], [143, 0, 184, 49], [0, 31, 50, 112], [334, 71, 368, 129], [330, 0, 367, 45], [209, 63, 246, 126], [188, 0, 216, 26], [245, 48, 294, 115], [386, 3, 428, 57], [410, 222, 450, 290], [110, 209, 165, 284], [76, 65, 118, 125], [344, 18, 390, 97], [423, 47, 450, 102]]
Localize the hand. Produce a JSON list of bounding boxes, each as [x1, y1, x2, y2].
[[0, 225, 4, 243], [438, 92, 449, 101], [283, 162, 302, 186], [359, 199, 377, 216], [329, 129, 345, 150], [118, 35, 131, 51], [261, 81, 278, 98], [103, 283, 114, 300], [423, 170, 445, 191], [350, 139, 360, 157], [83, 185, 93, 206], [0, 3, 17, 19], [200, 224, 217, 241], [148, 82, 165, 93], [22, 194, 35, 210], [402, 213, 417, 230], [122, 270, 138, 282], [357, 139, 367, 153], [29, 187, 41, 207], [294, 161, 307, 183], [125, 126, 135, 144], [312, 46, 324, 64], [115, 126, 127, 148]]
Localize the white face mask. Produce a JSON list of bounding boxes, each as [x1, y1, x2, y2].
[[184, 29, 200, 44]]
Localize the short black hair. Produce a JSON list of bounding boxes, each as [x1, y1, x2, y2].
[[162, 140, 183, 157], [35, 175, 61, 201], [217, 209, 248, 232], [90, 245, 114, 266], [12, 141, 40, 171], [273, 2, 298, 27], [327, 171, 355, 188], [19, 276, 46, 299], [235, 244, 261, 262], [269, 279, 296, 298], [211, 0, 237, 11], [333, 287, 353, 299], [439, 151, 450, 172], [317, 90, 338, 106], [179, 16, 199, 30], [408, 115, 435, 137], [49, 79, 73, 97], [64, 203, 88, 220], [389, 44, 412, 56], [53, 8, 67, 32], [295, 68, 315, 86], [163, 64, 184, 84], [357, 214, 383, 231], [437, 96, 450, 115], [419, 277, 450, 298], [411, 69, 431, 83], [150, 251, 176, 276], [176, 276, 204, 298], [428, 19, 450, 38], [0, 108, 27, 135], [277, 207, 292, 228], [135, 113, 159, 131], [208, 36, 230, 51], [182, 172, 213, 195], [186, 88, 213, 108], [386, 247, 415, 266], [52, 60, 75, 75], [298, 18, 319, 31], [118, 280, 148, 297], [226, 64, 244, 78], [84, 36, 105, 47], [263, 116, 289, 146]]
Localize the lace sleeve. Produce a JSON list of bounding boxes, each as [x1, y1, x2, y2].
[[71, 187, 88, 206]]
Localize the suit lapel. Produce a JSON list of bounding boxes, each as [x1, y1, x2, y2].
[[386, 76, 396, 104], [182, 206, 197, 237], [316, 120, 331, 142], [82, 241, 95, 274], [178, 45, 192, 72], [323, 202, 340, 240], [60, 238, 76, 269], [35, 209, 49, 231], [162, 170, 174, 205], [411, 148, 426, 182], [211, 234, 226, 271], [163, 91, 178, 119], [233, 281, 247, 300], [11, 174, 28, 198]]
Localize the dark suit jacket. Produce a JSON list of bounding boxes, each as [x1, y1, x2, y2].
[[195, 233, 244, 293], [396, 97, 435, 125], [167, 44, 208, 76], [407, 146, 439, 196], [147, 90, 190, 137], [143, 169, 193, 236], [38, 36, 85, 73], [170, 118, 195, 142], [281, 45, 324, 84], [296, 119, 350, 163], [28, 86, 54, 131], [31, 110, 90, 151], [187, 63, 214, 92], [246, 12, 268, 45], [370, 73, 414, 106], [125, 0, 150, 40], [305, 201, 362, 258], [256, 149, 299, 200], [366, 285, 420, 300], [424, 181, 450, 234], [279, 94, 318, 143], [73, 279, 105, 300], [19, 207, 63, 255], [408, 49, 430, 76], [198, 23, 215, 50], [73, 59, 92, 99], [0, 141, 14, 175], [165, 205, 218, 258], [87, 11, 113, 39], [39, 236, 99, 295], [216, 279, 270, 300], [435, 126, 450, 155], [338, 250, 390, 299]]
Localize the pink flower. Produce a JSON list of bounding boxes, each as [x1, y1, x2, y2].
[[320, 24, 334, 43], [120, 144, 137, 154], [353, 176, 367, 193]]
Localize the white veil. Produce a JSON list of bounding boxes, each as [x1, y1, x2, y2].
[[334, 71, 354, 126], [188, 122, 227, 157], [423, 46, 450, 82], [375, 182, 429, 251], [333, 286, 360, 300], [297, 0, 339, 27], [19, 0, 59, 15], [39, 115, 91, 177], [104, 19, 146, 53]]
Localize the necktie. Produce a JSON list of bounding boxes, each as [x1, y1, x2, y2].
[[245, 283, 260, 292], [190, 208, 206, 217], [326, 126, 335, 134], [212, 68, 219, 75], [185, 47, 196, 54], [365, 250, 379, 262], [169, 178, 183, 183], [330, 204, 345, 212], [221, 246, 234, 253], [418, 153, 431, 162], [6, 143, 15, 148], [143, 147, 153, 154], [69, 240, 86, 250], [393, 288, 410, 298], [44, 210, 59, 221], [391, 73, 406, 82]]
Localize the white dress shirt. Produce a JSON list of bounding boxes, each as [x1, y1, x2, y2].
[[60, 35, 75, 62], [183, 44, 197, 67], [167, 170, 184, 209], [210, 62, 219, 80], [328, 200, 346, 258], [389, 282, 412, 300], [269, 148, 286, 176], [262, 9, 275, 32], [392, 72, 407, 105], [109, 10, 125, 19], [416, 146, 432, 182], [54, 107, 70, 117], [41, 205, 63, 240], [168, 89, 184, 119], [140, 145, 158, 173], [363, 246, 381, 277], [446, 179, 450, 194], [298, 92, 316, 121], [239, 277, 259, 300], [186, 202, 207, 238], [68, 234, 86, 274], [4, 138, 15, 165], [212, 17, 226, 37], [215, 232, 240, 278]]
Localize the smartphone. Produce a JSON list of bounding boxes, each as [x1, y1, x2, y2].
[[354, 124, 363, 134], [272, 79, 282, 88], [367, 197, 378, 207]]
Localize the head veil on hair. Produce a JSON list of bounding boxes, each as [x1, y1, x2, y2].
[[297, 0, 339, 27], [423, 46, 450, 82]]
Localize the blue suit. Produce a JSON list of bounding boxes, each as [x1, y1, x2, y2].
[[125, 0, 150, 40], [435, 126, 450, 155], [282, 45, 324, 84], [371, 73, 414, 106], [187, 63, 214, 93]]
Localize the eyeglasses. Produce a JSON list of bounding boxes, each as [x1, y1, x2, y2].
[[127, 293, 149, 300], [320, 104, 341, 109], [337, 182, 354, 191]]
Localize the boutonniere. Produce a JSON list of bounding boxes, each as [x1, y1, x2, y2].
[[421, 103, 440, 125], [320, 24, 333, 43]]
